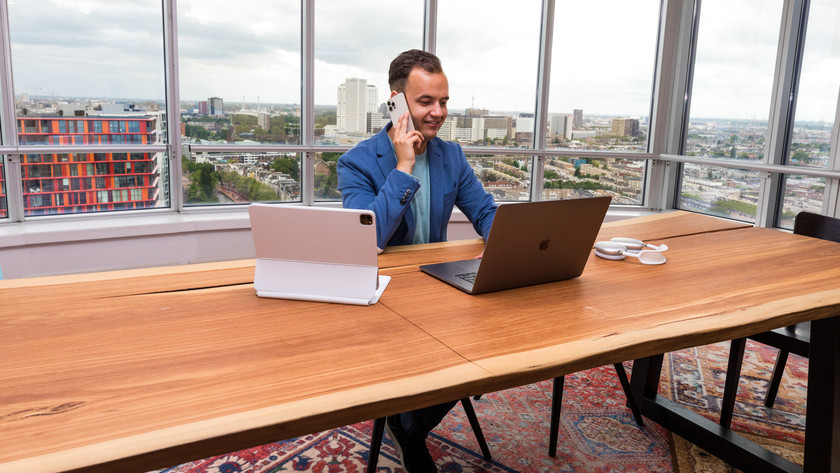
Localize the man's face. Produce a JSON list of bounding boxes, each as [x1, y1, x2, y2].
[[402, 68, 449, 142]]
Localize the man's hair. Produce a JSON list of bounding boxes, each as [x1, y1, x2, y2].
[[388, 49, 444, 92]]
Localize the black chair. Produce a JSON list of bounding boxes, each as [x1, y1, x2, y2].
[[475, 362, 643, 458], [366, 398, 491, 473], [719, 211, 840, 429]]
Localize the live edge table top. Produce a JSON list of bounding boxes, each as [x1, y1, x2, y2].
[[4, 210, 837, 473]]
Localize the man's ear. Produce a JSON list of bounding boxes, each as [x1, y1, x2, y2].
[[390, 90, 399, 98]]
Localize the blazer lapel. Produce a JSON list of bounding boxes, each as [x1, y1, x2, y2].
[[375, 127, 397, 182]]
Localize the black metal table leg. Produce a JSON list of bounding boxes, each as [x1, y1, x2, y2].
[[460, 398, 492, 460], [803, 316, 840, 472], [367, 417, 385, 473], [548, 376, 565, 458]]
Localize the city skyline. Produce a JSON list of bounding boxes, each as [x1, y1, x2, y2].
[[5, 0, 838, 121]]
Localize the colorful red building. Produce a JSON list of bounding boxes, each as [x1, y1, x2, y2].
[[14, 114, 165, 216]]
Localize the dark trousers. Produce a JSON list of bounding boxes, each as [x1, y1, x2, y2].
[[398, 400, 458, 439]]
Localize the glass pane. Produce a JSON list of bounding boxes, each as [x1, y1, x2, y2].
[[20, 151, 169, 216], [315, 1, 423, 145], [9, 0, 166, 145], [547, 0, 659, 153], [178, 0, 301, 145], [788, 0, 840, 169], [314, 151, 341, 202], [468, 154, 531, 202], [544, 0, 659, 203], [679, 0, 784, 219], [779, 0, 840, 228], [183, 152, 301, 205], [680, 163, 761, 223], [544, 157, 646, 204], [437, 1, 541, 149], [779, 175, 824, 229]]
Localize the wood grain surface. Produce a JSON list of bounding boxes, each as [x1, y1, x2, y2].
[[0, 211, 812, 473], [379, 227, 840, 391], [1, 286, 491, 472]]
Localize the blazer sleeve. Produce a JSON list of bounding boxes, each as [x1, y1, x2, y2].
[[337, 150, 421, 250]]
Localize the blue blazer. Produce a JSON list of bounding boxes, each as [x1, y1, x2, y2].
[[338, 125, 497, 249]]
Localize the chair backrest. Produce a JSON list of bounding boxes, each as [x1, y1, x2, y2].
[[793, 212, 840, 243]]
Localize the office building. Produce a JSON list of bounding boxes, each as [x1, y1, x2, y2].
[[337, 78, 378, 134], [208, 97, 224, 116], [573, 109, 583, 128], [549, 114, 573, 140], [14, 112, 165, 215], [258, 112, 271, 132], [611, 118, 639, 137], [516, 113, 534, 134]]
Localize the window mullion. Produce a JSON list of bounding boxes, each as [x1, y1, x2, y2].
[[0, 0, 24, 222], [647, 0, 695, 211], [825, 86, 840, 217], [163, 0, 183, 213], [424, 0, 437, 55], [301, 0, 315, 205], [530, 0, 554, 202], [756, 0, 807, 227]]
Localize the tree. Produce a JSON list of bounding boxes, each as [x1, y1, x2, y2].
[[272, 157, 300, 180], [182, 157, 219, 203], [792, 150, 811, 163]]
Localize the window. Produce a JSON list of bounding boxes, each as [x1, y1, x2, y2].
[[9, 1, 166, 141], [183, 152, 301, 205], [314, 1, 422, 146], [1, 0, 839, 228], [679, 0, 785, 223], [543, 0, 659, 205], [778, 0, 840, 228], [178, 0, 302, 146], [437, 1, 541, 200], [6, 1, 169, 217]]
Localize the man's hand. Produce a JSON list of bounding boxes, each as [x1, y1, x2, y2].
[[393, 111, 424, 174]]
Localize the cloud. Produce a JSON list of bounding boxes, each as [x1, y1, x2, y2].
[[5, 0, 837, 123]]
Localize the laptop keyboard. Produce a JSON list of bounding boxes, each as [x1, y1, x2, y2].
[[456, 272, 477, 284]]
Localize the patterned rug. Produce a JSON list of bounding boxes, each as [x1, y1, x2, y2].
[[158, 341, 806, 473]]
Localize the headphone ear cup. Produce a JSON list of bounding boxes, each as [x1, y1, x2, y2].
[[611, 237, 645, 250], [595, 249, 626, 260]]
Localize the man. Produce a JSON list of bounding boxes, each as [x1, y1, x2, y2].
[[337, 50, 497, 472]]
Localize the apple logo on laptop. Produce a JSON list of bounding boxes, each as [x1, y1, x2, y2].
[[539, 237, 550, 251]]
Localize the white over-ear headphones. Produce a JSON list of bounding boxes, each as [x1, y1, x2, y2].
[[594, 237, 668, 265]]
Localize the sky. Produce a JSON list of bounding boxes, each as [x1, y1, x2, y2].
[[5, 0, 840, 121]]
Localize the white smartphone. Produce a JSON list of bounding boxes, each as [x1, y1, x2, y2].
[[386, 92, 415, 132]]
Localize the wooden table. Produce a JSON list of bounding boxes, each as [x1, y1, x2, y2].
[[2, 211, 838, 473]]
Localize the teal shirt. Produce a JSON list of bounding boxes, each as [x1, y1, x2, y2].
[[409, 149, 430, 244], [388, 136, 430, 244]]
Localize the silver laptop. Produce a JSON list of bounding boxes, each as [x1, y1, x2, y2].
[[420, 196, 610, 294], [248, 203, 390, 305]]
